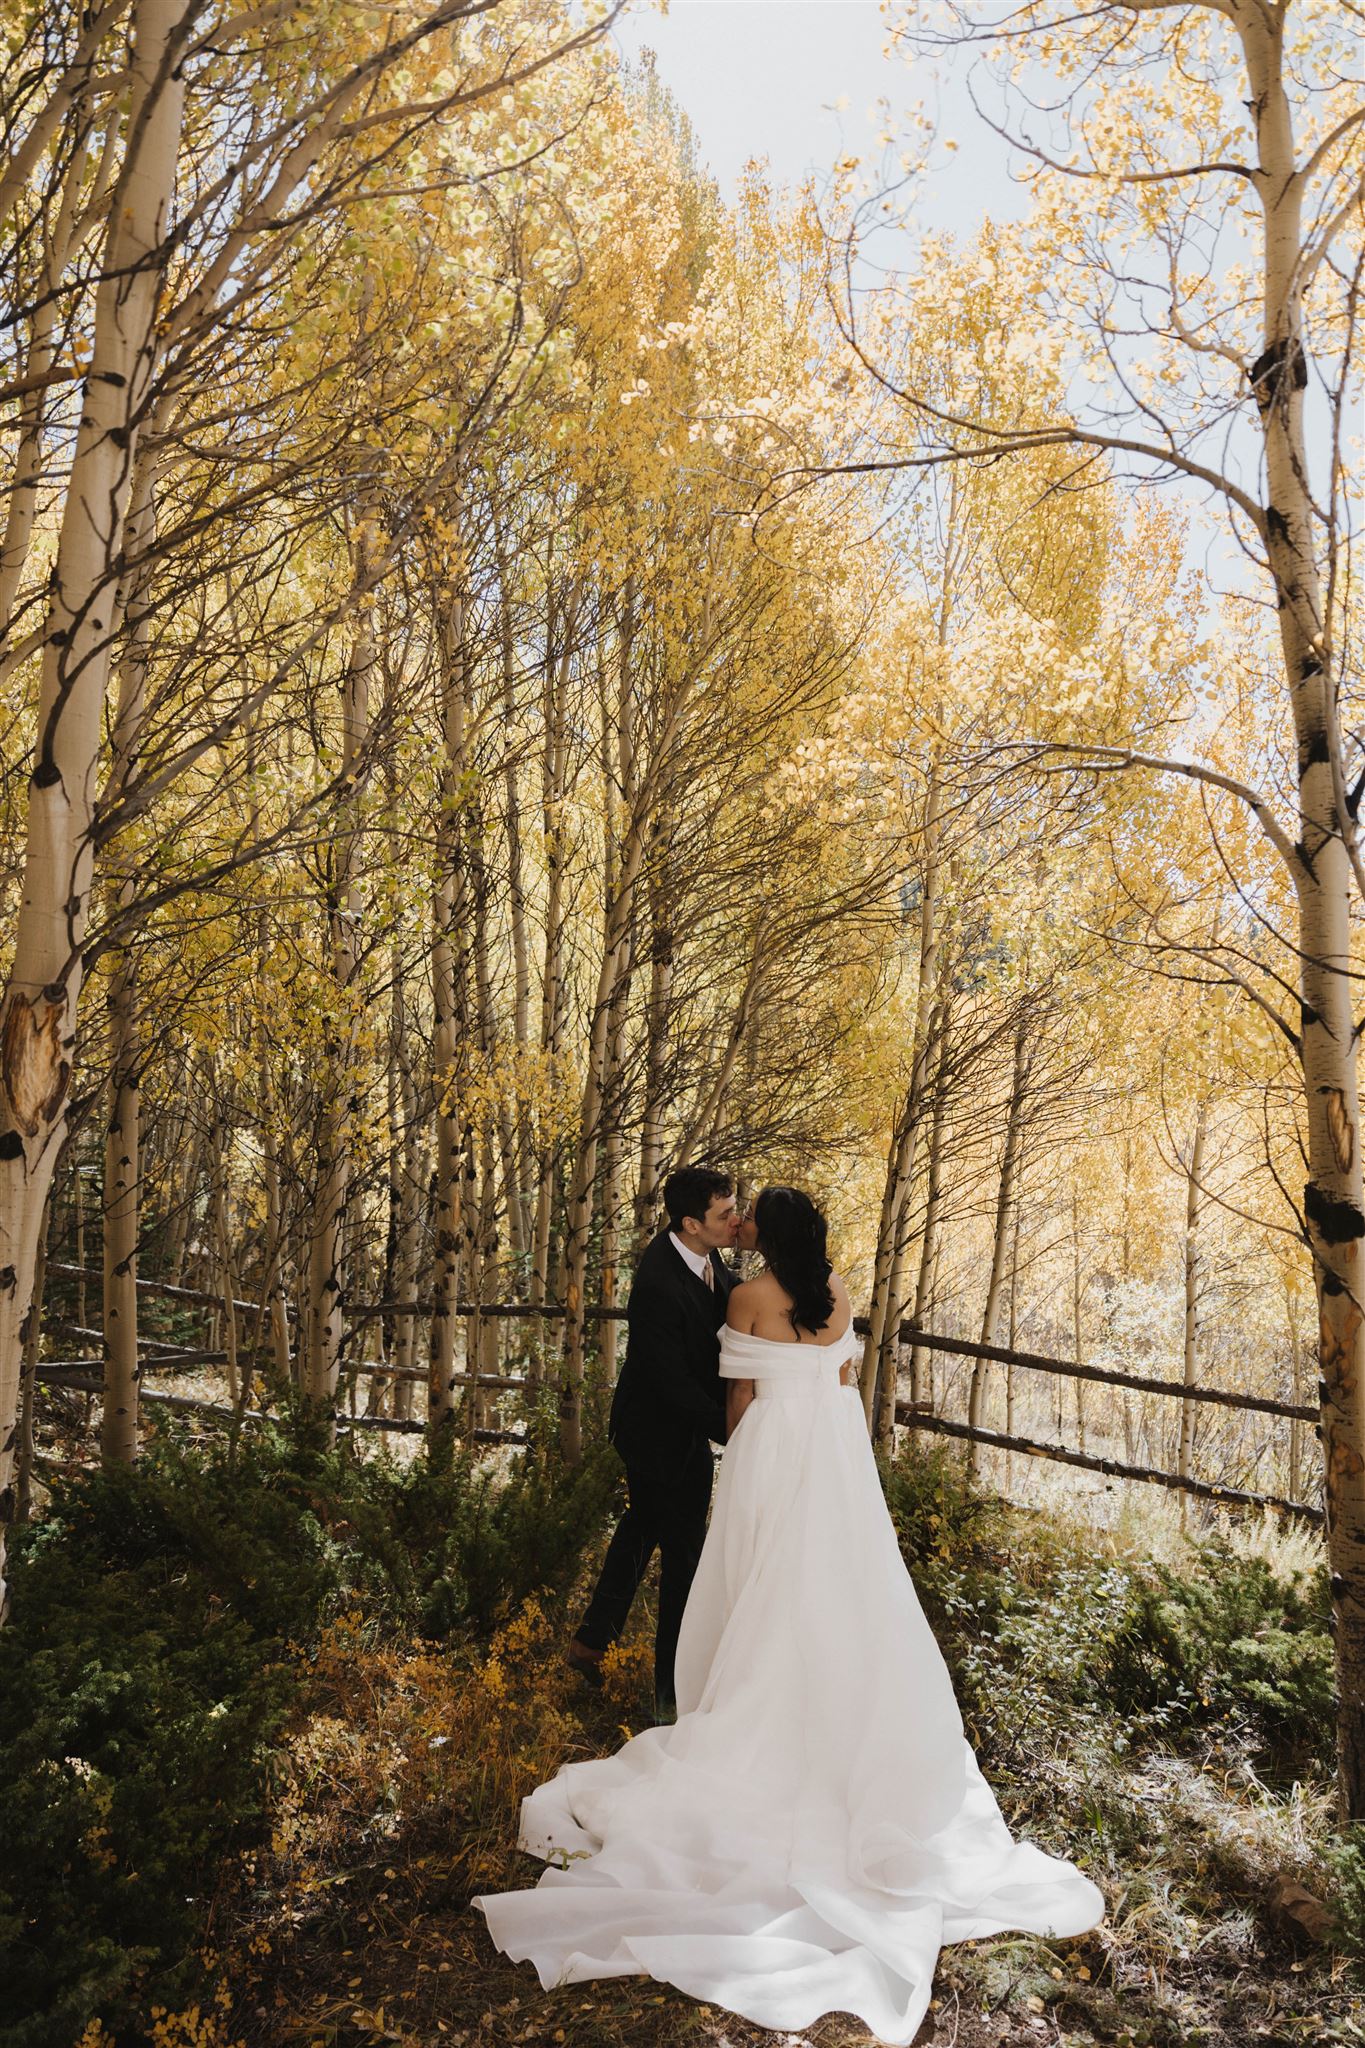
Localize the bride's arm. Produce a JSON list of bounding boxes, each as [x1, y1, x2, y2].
[[726, 1376, 755, 1436], [723, 1282, 756, 1437], [830, 1272, 858, 1387]]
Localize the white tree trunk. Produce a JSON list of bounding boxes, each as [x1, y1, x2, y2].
[[1177, 1098, 1210, 1527], [303, 519, 376, 1420], [100, 459, 157, 1463], [0, 0, 191, 1607], [260, 1089, 294, 1394], [636, 851, 675, 1251], [908, 1008, 952, 1409], [1233, 0, 1365, 1813], [428, 583, 470, 1449], [392, 991, 422, 1423], [559, 817, 646, 1461], [861, 759, 942, 1427], [966, 1017, 1029, 1481]]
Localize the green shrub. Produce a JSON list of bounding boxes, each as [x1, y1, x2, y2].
[[878, 1443, 1333, 1786], [0, 1474, 300, 2047], [0, 1418, 618, 2047], [1092, 1540, 1333, 1774], [879, 1434, 1006, 1573], [1325, 1825, 1365, 1966], [394, 1431, 621, 1636]]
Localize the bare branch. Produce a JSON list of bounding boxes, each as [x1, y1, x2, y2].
[[1022, 737, 1302, 876]]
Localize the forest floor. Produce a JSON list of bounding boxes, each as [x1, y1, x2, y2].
[[14, 1412, 1361, 2048], [203, 1526, 1365, 2048]]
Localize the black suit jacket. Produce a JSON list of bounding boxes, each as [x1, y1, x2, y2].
[[608, 1229, 736, 1473]]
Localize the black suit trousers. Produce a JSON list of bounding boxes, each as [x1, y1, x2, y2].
[[575, 1436, 714, 1707]]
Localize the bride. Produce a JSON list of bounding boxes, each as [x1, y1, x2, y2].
[[474, 1185, 1104, 2044]]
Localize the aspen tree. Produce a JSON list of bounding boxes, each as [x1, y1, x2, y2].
[[0, 0, 194, 1596], [429, 577, 471, 1450], [872, 0, 1365, 1809], [493, 519, 534, 1269], [558, 625, 663, 1461], [99, 463, 157, 1462], [0, 0, 624, 1567], [14, 1200, 46, 1528], [861, 756, 942, 1428], [1177, 1096, 1211, 1527], [636, 820, 677, 1251], [909, 999, 953, 1409], [303, 516, 377, 1422], [967, 1015, 1030, 1480], [528, 582, 578, 1333], [1070, 1184, 1088, 1458]]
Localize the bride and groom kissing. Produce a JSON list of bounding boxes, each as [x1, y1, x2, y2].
[[569, 1167, 755, 1720], [475, 1167, 1104, 2045]]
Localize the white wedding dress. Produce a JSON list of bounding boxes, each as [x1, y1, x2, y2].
[[473, 1322, 1103, 2044]]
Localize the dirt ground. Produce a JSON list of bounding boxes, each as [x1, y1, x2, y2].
[[208, 1577, 1365, 2048]]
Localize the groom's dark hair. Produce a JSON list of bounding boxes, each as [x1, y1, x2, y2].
[[663, 1167, 733, 1231]]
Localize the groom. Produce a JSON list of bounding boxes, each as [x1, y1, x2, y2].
[[567, 1167, 739, 1716]]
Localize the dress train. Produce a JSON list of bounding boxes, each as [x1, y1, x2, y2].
[[474, 1324, 1103, 2043]]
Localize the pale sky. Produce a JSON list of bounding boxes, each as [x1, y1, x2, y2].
[[611, 0, 1023, 245], [609, 0, 1266, 608]]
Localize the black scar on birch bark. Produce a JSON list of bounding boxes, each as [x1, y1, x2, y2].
[[1305, 1180, 1365, 1243], [1250, 338, 1308, 408], [1265, 504, 1293, 549]]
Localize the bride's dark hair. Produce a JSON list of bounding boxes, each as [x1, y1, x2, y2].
[[753, 1185, 835, 1336]]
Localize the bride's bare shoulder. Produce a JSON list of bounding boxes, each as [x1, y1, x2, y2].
[[727, 1270, 790, 1330]]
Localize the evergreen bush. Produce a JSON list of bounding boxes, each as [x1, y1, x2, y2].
[[1326, 1825, 1365, 1964], [879, 1442, 1333, 1783], [0, 1419, 617, 2048], [1091, 1539, 1333, 1774]]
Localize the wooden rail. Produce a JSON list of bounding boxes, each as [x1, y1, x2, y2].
[[892, 1322, 1317, 1425], [41, 1271, 1316, 1425], [41, 1376, 525, 1445], [897, 1406, 1323, 1525], [47, 1262, 292, 1320], [36, 1272, 1322, 1522], [38, 1353, 230, 1378], [36, 1358, 526, 1392], [345, 1300, 1320, 1427]]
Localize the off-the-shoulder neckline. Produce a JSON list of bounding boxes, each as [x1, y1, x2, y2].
[[721, 1320, 855, 1352]]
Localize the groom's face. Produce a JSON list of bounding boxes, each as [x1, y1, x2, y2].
[[685, 1191, 739, 1252]]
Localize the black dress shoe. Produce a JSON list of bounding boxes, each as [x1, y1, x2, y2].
[[566, 1642, 605, 1689]]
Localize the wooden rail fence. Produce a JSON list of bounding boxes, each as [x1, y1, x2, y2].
[[34, 1272, 1323, 1524]]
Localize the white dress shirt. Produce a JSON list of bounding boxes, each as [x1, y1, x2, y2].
[[669, 1231, 713, 1284]]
